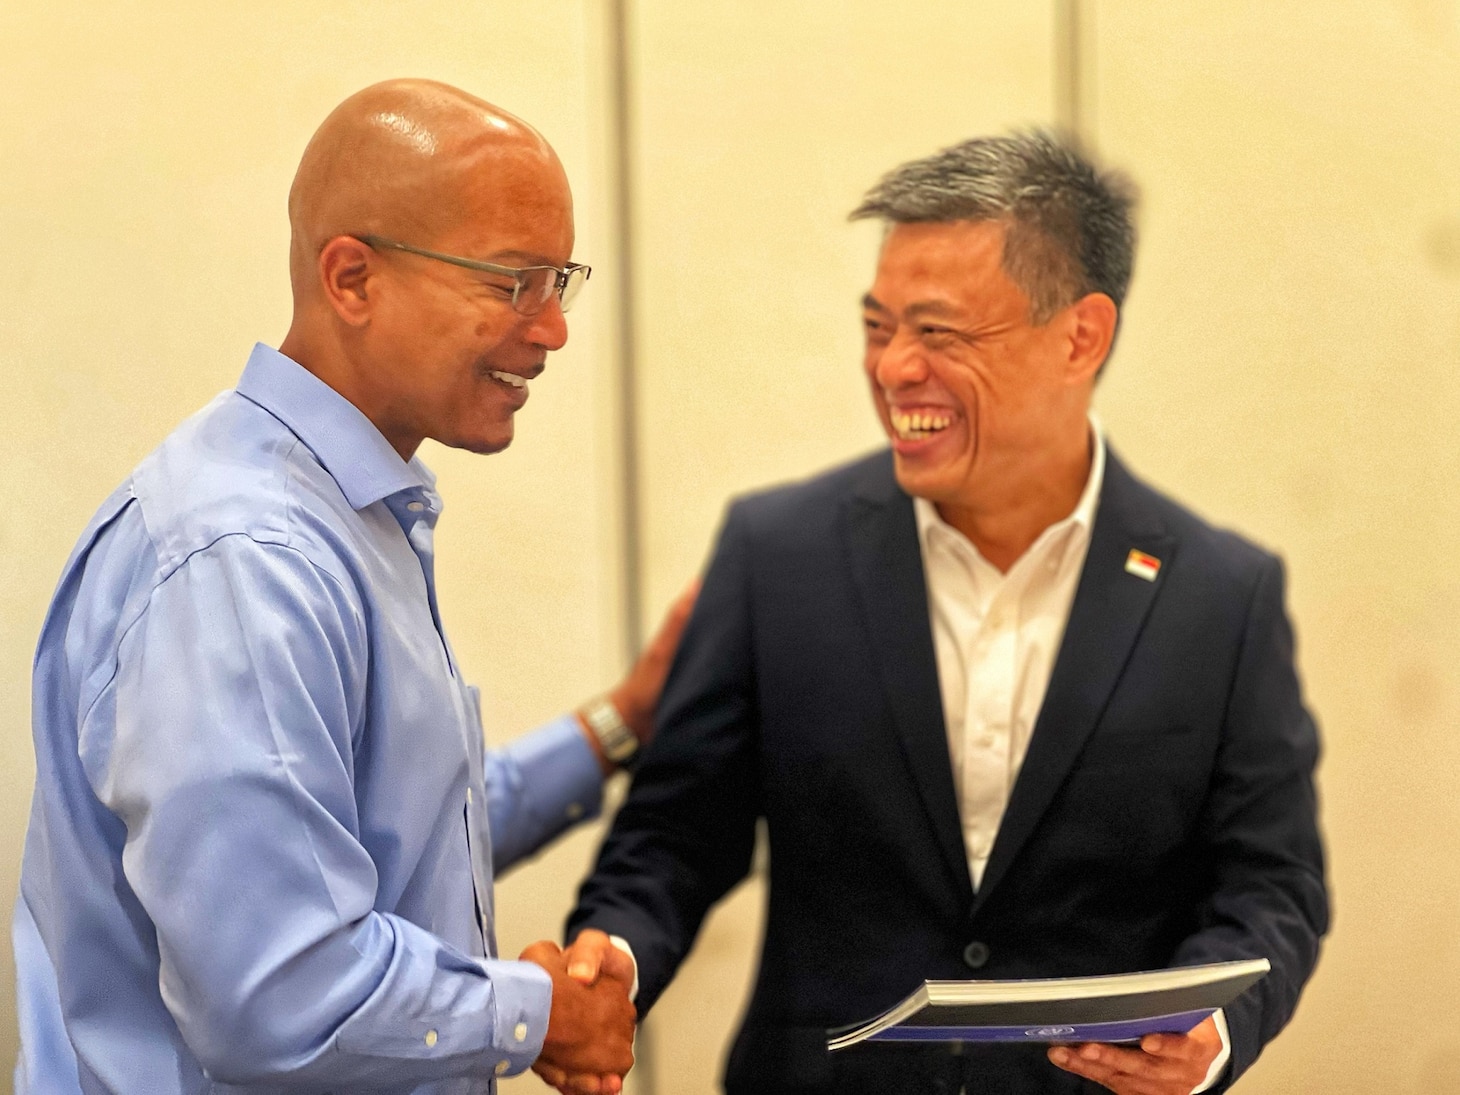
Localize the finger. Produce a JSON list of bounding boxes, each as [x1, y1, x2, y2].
[[565, 929, 612, 984], [519, 938, 564, 965], [1049, 1042, 1198, 1095], [1049, 1044, 1137, 1085], [644, 581, 699, 661], [1139, 1031, 1201, 1060], [559, 1073, 609, 1095], [533, 1062, 568, 1088]]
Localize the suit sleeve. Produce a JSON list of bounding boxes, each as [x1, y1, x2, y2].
[[1170, 556, 1329, 1088], [567, 505, 761, 1015]]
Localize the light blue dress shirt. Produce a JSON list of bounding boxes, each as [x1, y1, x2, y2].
[[15, 344, 604, 1094]]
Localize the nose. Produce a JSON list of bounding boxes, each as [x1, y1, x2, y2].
[[526, 294, 569, 351], [872, 329, 930, 391]]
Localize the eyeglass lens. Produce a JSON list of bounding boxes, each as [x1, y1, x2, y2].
[[515, 266, 589, 315]]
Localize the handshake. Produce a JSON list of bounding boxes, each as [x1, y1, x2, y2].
[[520, 929, 638, 1095]]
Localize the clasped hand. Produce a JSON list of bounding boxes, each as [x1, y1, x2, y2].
[[520, 931, 637, 1095]]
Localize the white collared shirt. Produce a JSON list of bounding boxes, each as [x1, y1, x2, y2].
[[915, 422, 1105, 891], [913, 418, 1229, 1092]]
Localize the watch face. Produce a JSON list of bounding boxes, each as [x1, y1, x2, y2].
[[588, 700, 638, 763], [603, 724, 638, 762]]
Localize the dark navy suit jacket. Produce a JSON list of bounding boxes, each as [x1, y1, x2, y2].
[[570, 448, 1328, 1094]]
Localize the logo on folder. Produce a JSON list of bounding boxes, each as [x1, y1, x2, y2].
[[1124, 549, 1162, 582]]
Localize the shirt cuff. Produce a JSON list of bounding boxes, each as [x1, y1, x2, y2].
[[480, 958, 553, 1080], [1191, 1008, 1231, 1094], [607, 934, 639, 1002]]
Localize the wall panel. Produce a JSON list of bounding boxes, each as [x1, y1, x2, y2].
[[1091, 4, 1460, 1091], [625, 5, 1055, 1089], [0, 1, 625, 1082]]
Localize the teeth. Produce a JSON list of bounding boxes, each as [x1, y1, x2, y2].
[[890, 410, 952, 440], [488, 370, 527, 389]]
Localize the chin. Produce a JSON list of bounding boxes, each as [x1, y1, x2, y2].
[[891, 455, 960, 505], [467, 436, 513, 455], [444, 426, 514, 456]]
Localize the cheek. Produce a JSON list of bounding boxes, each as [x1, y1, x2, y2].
[[471, 314, 521, 355], [930, 358, 983, 409], [862, 343, 882, 380]]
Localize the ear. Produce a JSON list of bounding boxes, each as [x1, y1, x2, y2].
[[1063, 292, 1118, 385], [316, 235, 377, 328]]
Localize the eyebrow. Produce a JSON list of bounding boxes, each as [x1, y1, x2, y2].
[[861, 294, 963, 321]]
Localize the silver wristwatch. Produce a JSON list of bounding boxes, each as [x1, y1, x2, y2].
[[581, 696, 640, 766]]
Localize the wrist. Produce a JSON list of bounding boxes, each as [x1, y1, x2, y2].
[[578, 695, 640, 769]]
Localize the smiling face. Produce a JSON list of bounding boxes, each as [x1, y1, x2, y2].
[[364, 146, 576, 456], [862, 219, 1097, 517], [284, 80, 584, 461]]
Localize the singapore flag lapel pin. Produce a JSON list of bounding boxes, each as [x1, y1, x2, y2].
[[1124, 549, 1162, 582]]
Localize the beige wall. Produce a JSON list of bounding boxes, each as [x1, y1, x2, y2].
[[3, 3, 1458, 1093], [624, 5, 1055, 1089], [0, 0, 631, 1086], [1090, 6, 1460, 1092]]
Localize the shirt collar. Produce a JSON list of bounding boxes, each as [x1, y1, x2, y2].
[[235, 343, 437, 511], [914, 412, 1107, 564]]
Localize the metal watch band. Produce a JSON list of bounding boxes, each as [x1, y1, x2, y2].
[[581, 696, 639, 765]]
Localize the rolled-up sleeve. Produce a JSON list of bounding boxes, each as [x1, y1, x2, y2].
[[88, 534, 550, 1086]]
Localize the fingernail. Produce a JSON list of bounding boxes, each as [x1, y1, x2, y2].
[[569, 963, 593, 979], [1049, 1047, 1069, 1065]]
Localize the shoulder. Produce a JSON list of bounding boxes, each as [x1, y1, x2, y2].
[[726, 449, 895, 537], [128, 391, 360, 585], [1106, 448, 1282, 592]]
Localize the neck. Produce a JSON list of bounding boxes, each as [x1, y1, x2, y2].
[[279, 323, 422, 462], [936, 423, 1093, 573]]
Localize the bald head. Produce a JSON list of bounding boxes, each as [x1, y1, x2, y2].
[[277, 80, 578, 461], [287, 78, 569, 301]]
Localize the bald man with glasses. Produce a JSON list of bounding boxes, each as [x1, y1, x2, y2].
[[13, 79, 688, 1095]]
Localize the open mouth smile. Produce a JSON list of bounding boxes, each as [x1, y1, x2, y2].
[[487, 370, 528, 390], [890, 409, 953, 441]]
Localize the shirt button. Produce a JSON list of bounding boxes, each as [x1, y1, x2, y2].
[[424, 1029, 438, 1047], [466, 787, 473, 805], [495, 1060, 511, 1076], [962, 941, 991, 970], [407, 500, 425, 512], [566, 802, 584, 820], [513, 1021, 529, 1042]]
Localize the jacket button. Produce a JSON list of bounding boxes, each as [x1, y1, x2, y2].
[[962, 941, 990, 970]]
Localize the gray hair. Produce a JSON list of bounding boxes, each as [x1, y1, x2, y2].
[[849, 129, 1137, 324]]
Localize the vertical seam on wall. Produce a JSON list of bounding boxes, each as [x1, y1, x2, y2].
[[606, 3, 656, 1092], [1054, 0, 1095, 147], [608, 0, 645, 658]]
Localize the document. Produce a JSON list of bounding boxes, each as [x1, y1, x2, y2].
[[827, 958, 1269, 1051]]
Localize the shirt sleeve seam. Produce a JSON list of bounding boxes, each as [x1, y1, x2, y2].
[[77, 533, 366, 734]]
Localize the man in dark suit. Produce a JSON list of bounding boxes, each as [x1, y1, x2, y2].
[[564, 131, 1327, 1095]]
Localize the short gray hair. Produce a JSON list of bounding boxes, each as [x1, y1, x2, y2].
[[849, 129, 1137, 324]]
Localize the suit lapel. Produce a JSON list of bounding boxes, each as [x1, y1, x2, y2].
[[974, 451, 1177, 908], [843, 457, 973, 903]]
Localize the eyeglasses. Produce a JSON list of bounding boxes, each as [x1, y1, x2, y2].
[[357, 234, 591, 315]]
